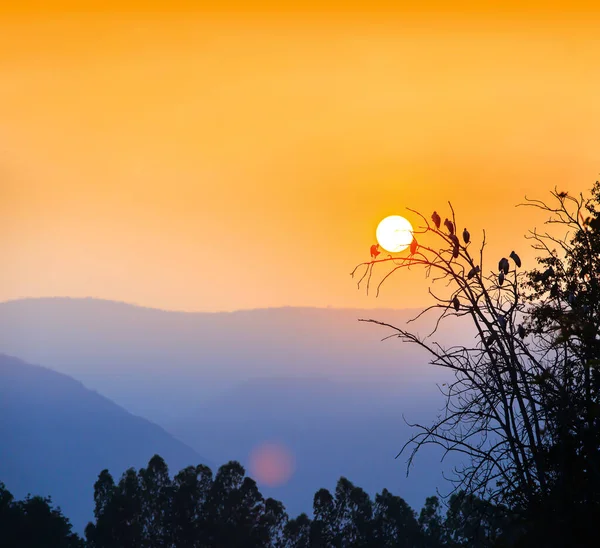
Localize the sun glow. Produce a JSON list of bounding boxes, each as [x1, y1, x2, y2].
[[376, 215, 414, 253]]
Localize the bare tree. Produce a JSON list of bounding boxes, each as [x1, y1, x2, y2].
[[351, 183, 600, 542]]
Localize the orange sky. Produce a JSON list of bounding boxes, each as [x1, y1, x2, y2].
[[1, 2, 600, 312]]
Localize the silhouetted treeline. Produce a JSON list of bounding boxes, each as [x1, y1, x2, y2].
[[0, 481, 84, 547], [0, 454, 532, 547], [78, 454, 517, 547]]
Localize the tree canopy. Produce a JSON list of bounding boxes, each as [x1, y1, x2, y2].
[[352, 180, 600, 546]]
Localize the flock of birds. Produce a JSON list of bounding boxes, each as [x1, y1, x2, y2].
[[368, 210, 537, 342], [369, 211, 523, 290], [366, 205, 592, 350]]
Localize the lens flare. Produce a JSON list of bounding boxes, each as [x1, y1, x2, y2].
[[249, 442, 295, 487]]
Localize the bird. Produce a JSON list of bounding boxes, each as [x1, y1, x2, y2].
[[518, 324, 526, 339], [509, 251, 521, 268], [452, 243, 459, 259], [499, 271, 505, 286], [557, 190, 568, 199], [410, 238, 418, 255], [370, 244, 380, 259], [498, 258, 509, 275], [452, 296, 460, 311], [431, 211, 441, 229], [444, 218, 455, 235], [462, 228, 470, 244], [467, 265, 480, 279], [497, 315, 507, 330]]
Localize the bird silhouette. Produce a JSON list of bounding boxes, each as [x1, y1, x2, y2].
[[452, 296, 460, 311], [444, 218, 455, 235], [462, 228, 470, 244], [449, 235, 459, 258], [370, 244, 380, 259], [410, 238, 418, 255], [510, 251, 521, 268], [467, 265, 480, 279], [518, 324, 526, 339], [498, 258, 509, 275], [431, 211, 441, 229]]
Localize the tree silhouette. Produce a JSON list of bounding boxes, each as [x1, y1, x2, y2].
[[371, 488, 422, 547], [0, 482, 84, 548], [83, 455, 479, 547], [351, 181, 600, 545]]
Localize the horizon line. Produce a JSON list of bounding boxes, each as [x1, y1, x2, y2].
[[0, 296, 425, 315]]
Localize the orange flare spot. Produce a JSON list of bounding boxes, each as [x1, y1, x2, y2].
[[249, 442, 295, 487]]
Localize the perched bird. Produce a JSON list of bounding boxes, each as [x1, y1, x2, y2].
[[444, 218, 455, 235], [450, 234, 459, 258], [462, 228, 470, 244], [467, 265, 480, 279], [497, 315, 507, 330], [498, 271, 505, 286], [509, 251, 521, 268], [557, 190, 568, 199], [518, 324, 526, 339], [452, 296, 460, 311], [370, 244, 381, 259], [498, 258, 510, 275], [410, 237, 418, 255], [431, 211, 441, 229]]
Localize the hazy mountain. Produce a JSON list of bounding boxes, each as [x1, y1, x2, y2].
[[0, 298, 463, 422], [166, 375, 459, 518], [0, 353, 208, 532], [0, 298, 469, 518]]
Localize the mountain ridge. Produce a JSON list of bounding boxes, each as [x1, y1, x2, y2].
[[0, 353, 210, 532]]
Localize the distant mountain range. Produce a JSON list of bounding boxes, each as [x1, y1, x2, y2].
[[0, 353, 208, 532], [0, 298, 468, 524], [0, 297, 461, 422]]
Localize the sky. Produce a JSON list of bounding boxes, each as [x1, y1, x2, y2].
[[1, 1, 600, 312]]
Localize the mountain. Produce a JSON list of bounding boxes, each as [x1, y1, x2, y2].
[[0, 298, 470, 518], [0, 298, 463, 422], [165, 375, 459, 518], [0, 353, 208, 532]]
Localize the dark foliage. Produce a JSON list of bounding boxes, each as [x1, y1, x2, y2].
[[79, 454, 485, 547], [352, 180, 600, 546], [0, 481, 84, 548]]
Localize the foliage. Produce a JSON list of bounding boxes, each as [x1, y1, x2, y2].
[[352, 181, 600, 545], [0, 481, 84, 548], [81, 455, 480, 547]]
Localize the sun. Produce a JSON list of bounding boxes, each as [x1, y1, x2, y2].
[[376, 215, 414, 253]]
